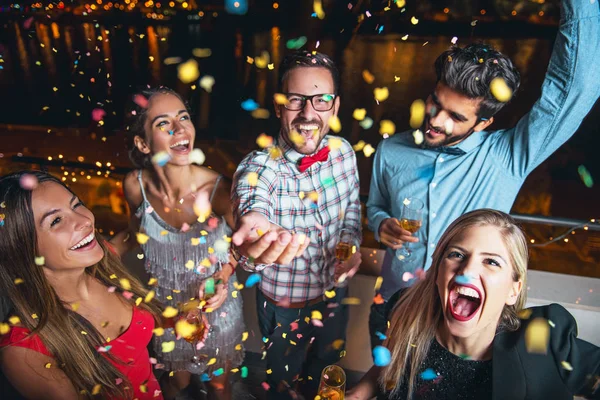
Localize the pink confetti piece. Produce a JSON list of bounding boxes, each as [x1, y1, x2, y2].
[[107, 286, 117, 293], [122, 291, 134, 299], [208, 217, 219, 229], [91, 108, 106, 122], [196, 341, 205, 350], [220, 312, 227, 318], [261, 382, 270, 391], [23, 17, 34, 29], [402, 272, 414, 282], [209, 255, 218, 264], [415, 268, 426, 280], [133, 94, 149, 108], [290, 322, 299, 331], [115, 378, 123, 385], [366, 10, 372, 17], [145, 206, 154, 214], [451, 36, 458, 45], [149, 357, 157, 364], [180, 222, 190, 232], [296, 334, 303, 339], [311, 319, 324, 327]]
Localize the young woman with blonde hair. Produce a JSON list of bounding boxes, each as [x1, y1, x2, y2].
[[348, 209, 600, 399]]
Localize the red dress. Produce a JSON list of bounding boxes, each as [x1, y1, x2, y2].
[[0, 307, 163, 400]]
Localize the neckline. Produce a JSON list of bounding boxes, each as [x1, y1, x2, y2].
[[103, 306, 137, 345], [432, 338, 492, 364]]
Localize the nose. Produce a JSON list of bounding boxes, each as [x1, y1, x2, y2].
[[299, 98, 318, 120], [172, 119, 186, 135], [429, 108, 450, 129], [73, 211, 93, 232], [456, 256, 481, 279]]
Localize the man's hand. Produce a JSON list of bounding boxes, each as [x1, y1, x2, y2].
[[334, 251, 362, 285], [378, 218, 419, 250], [232, 211, 309, 265]]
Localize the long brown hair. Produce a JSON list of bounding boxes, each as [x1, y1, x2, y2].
[[0, 171, 163, 399], [380, 209, 529, 397]]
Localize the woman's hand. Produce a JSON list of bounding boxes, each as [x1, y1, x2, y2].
[[198, 264, 233, 311]]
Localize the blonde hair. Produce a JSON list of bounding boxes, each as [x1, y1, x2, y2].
[[380, 209, 528, 397]]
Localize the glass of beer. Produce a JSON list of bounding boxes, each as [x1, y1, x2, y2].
[[318, 365, 346, 400], [335, 228, 355, 262], [397, 197, 424, 259], [184, 311, 209, 374]]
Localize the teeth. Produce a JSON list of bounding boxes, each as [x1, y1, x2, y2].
[[297, 125, 319, 131], [169, 140, 189, 148], [455, 286, 480, 299], [70, 232, 95, 250]]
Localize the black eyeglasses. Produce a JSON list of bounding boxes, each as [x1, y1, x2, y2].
[[281, 93, 337, 112]]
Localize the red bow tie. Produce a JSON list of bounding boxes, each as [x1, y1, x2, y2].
[[298, 146, 330, 173]]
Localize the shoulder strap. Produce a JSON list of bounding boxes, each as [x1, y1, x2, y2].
[[137, 170, 149, 203], [209, 175, 223, 203]]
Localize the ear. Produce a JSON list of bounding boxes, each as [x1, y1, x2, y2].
[[273, 95, 281, 119], [332, 95, 341, 116], [506, 279, 523, 306], [134, 135, 151, 155], [473, 116, 494, 132]]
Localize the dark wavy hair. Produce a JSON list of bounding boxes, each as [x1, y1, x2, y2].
[[434, 43, 521, 120], [278, 50, 340, 94], [124, 86, 189, 169]]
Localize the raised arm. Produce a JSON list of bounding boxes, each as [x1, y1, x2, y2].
[[494, 0, 600, 178]]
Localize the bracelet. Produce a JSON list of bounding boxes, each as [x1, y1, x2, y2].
[[231, 246, 269, 272]]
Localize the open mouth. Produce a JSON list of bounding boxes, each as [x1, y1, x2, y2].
[[169, 139, 191, 153], [448, 283, 483, 322], [295, 124, 320, 138], [70, 232, 97, 251]]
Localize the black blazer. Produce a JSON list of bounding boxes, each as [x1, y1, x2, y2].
[[386, 291, 600, 399]]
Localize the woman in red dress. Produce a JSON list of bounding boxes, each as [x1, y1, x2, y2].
[[0, 170, 164, 399]]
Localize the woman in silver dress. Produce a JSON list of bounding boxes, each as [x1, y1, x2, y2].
[[121, 87, 245, 400]]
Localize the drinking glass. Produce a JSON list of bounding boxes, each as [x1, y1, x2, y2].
[[184, 312, 209, 374], [317, 365, 346, 400], [397, 197, 424, 259], [335, 228, 355, 262]]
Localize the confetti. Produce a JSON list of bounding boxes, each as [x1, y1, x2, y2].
[[256, 133, 274, 148], [311, 310, 323, 320], [362, 70, 375, 84], [14, 278, 24, 285], [34, 256, 45, 266], [374, 87, 389, 102], [328, 137, 342, 150], [245, 274, 261, 287], [246, 172, 259, 187], [373, 346, 391, 366], [410, 99, 426, 129], [189, 148, 206, 165], [413, 129, 424, 145], [342, 297, 361, 305], [241, 366, 249, 378], [490, 77, 513, 103], [561, 361, 573, 371], [420, 368, 437, 380], [119, 279, 131, 290], [19, 174, 38, 190], [410, 16, 419, 25], [313, 0, 325, 19], [192, 48, 212, 58], [353, 140, 366, 152], [324, 290, 336, 299], [578, 165, 594, 188], [177, 59, 200, 84], [251, 109, 270, 119], [328, 115, 342, 133], [91, 108, 106, 122], [525, 317, 550, 354], [162, 306, 179, 319], [0, 323, 10, 335], [379, 120, 396, 136], [396, 0, 406, 7], [214, 239, 230, 253], [374, 276, 383, 291], [151, 151, 171, 167], [92, 384, 102, 395], [199, 75, 216, 92], [193, 191, 212, 223], [352, 108, 367, 121], [153, 327, 165, 337], [207, 358, 217, 366], [375, 331, 387, 341], [402, 272, 414, 282], [161, 341, 176, 353], [359, 117, 374, 130], [175, 319, 198, 339], [373, 294, 385, 305], [273, 93, 289, 105], [363, 144, 376, 157], [241, 99, 259, 112], [286, 36, 308, 50]]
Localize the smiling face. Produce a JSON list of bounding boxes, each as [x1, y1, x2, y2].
[[275, 66, 340, 155], [134, 92, 195, 166], [422, 82, 493, 148], [436, 224, 522, 339], [32, 182, 104, 272]]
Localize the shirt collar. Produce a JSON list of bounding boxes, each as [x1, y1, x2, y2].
[[451, 130, 487, 154], [277, 132, 329, 165]]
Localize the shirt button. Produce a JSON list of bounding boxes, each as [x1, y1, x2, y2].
[[430, 243, 436, 248], [432, 212, 437, 218], [439, 157, 445, 163], [431, 182, 437, 188]]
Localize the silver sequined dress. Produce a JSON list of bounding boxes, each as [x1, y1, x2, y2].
[[135, 170, 245, 373]]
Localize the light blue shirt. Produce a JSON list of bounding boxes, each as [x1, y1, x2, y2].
[[367, 0, 600, 301]]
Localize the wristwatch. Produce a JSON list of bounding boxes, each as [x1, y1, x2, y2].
[[231, 246, 270, 272]]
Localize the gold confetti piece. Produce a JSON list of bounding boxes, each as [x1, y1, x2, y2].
[[234, 282, 244, 290], [362, 70, 375, 84], [135, 297, 143, 306], [45, 362, 52, 369], [308, 192, 319, 202], [561, 361, 573, 371], [139, 384, 148, 393], [110, 274, 118, 279], [412, 129, 424, 145], [246, 56, 254, 64], [304, 317, 310, 324], [266, 369, 273, 374], [410, 99, 426, 129], [232, 291, 238, 298], [256, 133, 274, 148], [273, 93, 289, 105], [8, 316, 20, 325], [374, 276, 384, 291], [161, 341, 176, 353], [269, 146, 283, 159], [192, 48, 212, 58], [394, 75, 401, 82], [92, 384, 102, 395], [191, 238, 200, 246], [289, 130, 306, 146], [34, 256, 45, 266], [396, 0, 406, 7], [352, 108, 367, 121], [207, 358, 217, 366], [268, 63, 275, 70], [148, 277, 158, 286], [324, 290, 336, 299], [231, 368, 240, 373], [199, 75, 216, 92], [136, 233, 150, 245], [328, 137, 342, 150], [200, 258, 212, 267], [119, 279, 131, 291], [0, 323, 10, 335], [185, 260, 195, 270], [247, 172, 259, 187], [160, 230, 168, 236], [235, 344, 242, 351], [490, 77, 513, 102], [290, 340, 297, 345], [153, 327, 165, 337], [282, 333, 287, 339], [525, 317, 550, 354], [313, 0, 325, 19], [255, 51, 270, 69], [177, 59, 200, 84], [242, 332, 249, 342], [518, 309, 533, 319], [328, 115, 342, 133], [71, 302, 80, 311], [548, 320, 556, 328], [411, 16, 419, 25], [311, 310, 323, 320], [374, 87, 389, 102], [14, 278, 24, 285], [31, 314, 38, 319], [342, 297, 361, 305], [332, 339, 345, 350], [175, 319, 198, 339], [162, 306, 179, 319], [169, 371, 175, 377], [379, 120, 396, 136], [251, 109, 270, 119], [353, 140, 366, 152], [363, 144, 376, 157]]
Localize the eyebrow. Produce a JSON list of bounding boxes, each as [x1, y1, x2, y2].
[[40, 195, 77, 226], [449, 246, 507, 264], [150, 109, 187, 125], [431, 92, 469, 122]]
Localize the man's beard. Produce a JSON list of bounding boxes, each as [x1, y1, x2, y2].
[[420, 118, 475, 149], [282, 118, 327, 154]]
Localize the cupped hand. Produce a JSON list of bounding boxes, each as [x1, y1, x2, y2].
[[378, 218, 419, 250]]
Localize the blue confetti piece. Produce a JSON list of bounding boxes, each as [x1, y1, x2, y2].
[[262, 336, 269, 343], [213, 368, 224, 376], [241, 99, 259, 112], [378, 25, 384, 34], [454, 275, 472, 285], [200, 373, 211, 382], [373, 345, 391, 367], [375, 331, 387, 341], [168, 130, 174, 136], [241, 366, 248, 378], [200, 236, 207, 244], [578, 165, 594, 188], [420, 368, 437, 380], [245, 273, 261, 288], [225, 0, 248, 15], [311, 12, 317, 17]]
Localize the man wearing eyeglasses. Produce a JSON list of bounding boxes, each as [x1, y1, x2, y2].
[[231, 51, 362, 399]]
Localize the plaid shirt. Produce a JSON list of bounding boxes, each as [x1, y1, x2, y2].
[[232, 134, 362, 303]]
